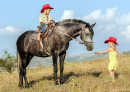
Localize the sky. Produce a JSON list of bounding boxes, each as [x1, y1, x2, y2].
[[0, 0, 130, 56]]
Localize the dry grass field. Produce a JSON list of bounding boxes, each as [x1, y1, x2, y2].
[[0, 54, 130, 92]]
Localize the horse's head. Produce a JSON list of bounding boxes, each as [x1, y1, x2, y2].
[[80, 23, 96, 51]]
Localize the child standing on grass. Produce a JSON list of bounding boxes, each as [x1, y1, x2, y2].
[[95, 37, 118, 82]]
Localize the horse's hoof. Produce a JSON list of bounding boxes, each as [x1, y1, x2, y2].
[[56, 85, 60, 87], [60, 81, 64, 84], [18, 84, 23, 88], [25, 83, 30, 88], [55, 82, 59, 86], [60, 84, 66, 86], [60, 81, 66, 86]]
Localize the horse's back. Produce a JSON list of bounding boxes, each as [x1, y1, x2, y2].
[[16, 30, 37, 52], [17, 30, 36, 42], [18, 30, 35, 38]]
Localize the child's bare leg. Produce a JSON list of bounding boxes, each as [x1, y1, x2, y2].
[[111, 70, 115, 79], [108, 70, 114, 79], [37, 33, 41, 41]]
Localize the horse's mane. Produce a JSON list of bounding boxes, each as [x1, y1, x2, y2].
[[56, 19, 90, 26]]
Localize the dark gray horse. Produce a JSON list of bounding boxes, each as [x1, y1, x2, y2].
[[16, 19, 96, 87]]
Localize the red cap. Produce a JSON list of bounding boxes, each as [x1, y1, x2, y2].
[[104, 37, 119, 45], [41, 4, 54, 13]]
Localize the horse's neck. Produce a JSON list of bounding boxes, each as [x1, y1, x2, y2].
[[67, 30, 80, 40], [48, 23, 84, 44], [58, 24, 83, 38]]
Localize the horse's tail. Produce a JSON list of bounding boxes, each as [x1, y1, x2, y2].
[[17, 50, 21, 72]]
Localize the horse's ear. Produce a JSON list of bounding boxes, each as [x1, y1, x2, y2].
[[91, 23, 96, 27]]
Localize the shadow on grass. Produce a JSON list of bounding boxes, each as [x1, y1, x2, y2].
[[63, 71, 102, 83], [92, 72, 102, 77], [115, 72, 119, 79], [29, 75, 53, 87], [29, 71, 102, 86]]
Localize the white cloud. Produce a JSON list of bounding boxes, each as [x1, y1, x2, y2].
[[82, 7, 130, 40], [115, 13, 130, 25], [83, 10, 101, 21], [60, 8, 130, 41], [122, 25, 130, 38], [105, 7, 117, 19], [83, 7, 117, 23], [60, 10, 76, 20], [0, 26, 22, 35]]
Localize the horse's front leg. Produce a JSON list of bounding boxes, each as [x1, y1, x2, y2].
[[52, 53, 59, 85], [59, 52, 66, 84]]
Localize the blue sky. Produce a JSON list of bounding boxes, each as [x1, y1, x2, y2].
[[0, 0, 130, 56]]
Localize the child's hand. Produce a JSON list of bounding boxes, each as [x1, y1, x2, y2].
[[52, 20, 55, 23], [94, 52, 99, 55], [50, 20, 55, 23], [47, 21, 51, 24]]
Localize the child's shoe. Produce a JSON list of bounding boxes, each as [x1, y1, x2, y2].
[[111, 79, 115, 82]]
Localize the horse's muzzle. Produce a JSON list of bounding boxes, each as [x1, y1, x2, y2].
[[84, 41, 94, 51]]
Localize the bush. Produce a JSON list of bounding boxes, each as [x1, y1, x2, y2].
[[0, 50, 17, 73]]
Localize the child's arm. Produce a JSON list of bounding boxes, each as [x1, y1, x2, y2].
[[39, 15, 52, 24], [42, 21, 51, 24], [116, 50, 118, 57], [41, 19, 55, 24], [95, 48, 110, 55]]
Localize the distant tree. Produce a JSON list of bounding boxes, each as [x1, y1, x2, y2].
[[0, 50, 17, 73], [123, 51, 128, 55]]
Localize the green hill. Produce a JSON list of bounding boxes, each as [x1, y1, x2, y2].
[[28, 51, 130, 68]]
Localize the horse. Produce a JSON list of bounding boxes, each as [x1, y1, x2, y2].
[[16, 19, 96, 87]]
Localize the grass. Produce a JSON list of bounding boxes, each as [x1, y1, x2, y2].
[[0, 54, 130, 92]]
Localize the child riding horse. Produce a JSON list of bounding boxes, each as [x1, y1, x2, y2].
[[37, 4, 55, 41]]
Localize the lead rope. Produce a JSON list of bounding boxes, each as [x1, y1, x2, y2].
[[52, 23, 84, 44]]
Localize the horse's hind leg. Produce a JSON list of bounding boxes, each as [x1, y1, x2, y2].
[[19, 65, 29, 88], [24, 53, 34, 88], [17, 51, 24, 88], [23, 67, 29, 88], [18, 55, 27, 88], [18, 53, 31, 88], [18, 65, 24, 88]]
